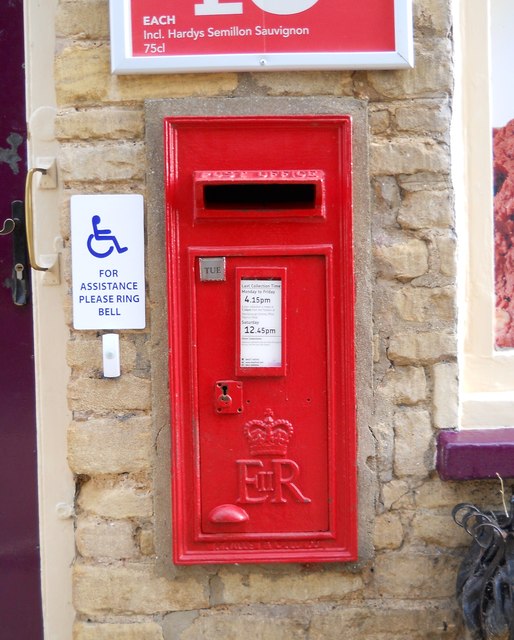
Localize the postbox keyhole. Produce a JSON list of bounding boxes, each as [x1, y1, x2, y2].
[[215, 380, 243, 414], [218, 384, 231, 404]]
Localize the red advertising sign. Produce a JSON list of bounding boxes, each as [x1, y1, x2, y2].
[[110, 0, 413, 73]]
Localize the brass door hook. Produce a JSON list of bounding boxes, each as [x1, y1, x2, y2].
[[25, 167, 49, 271], [23, 159, 61, 284]]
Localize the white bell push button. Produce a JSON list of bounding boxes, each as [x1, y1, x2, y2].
[[102, 333, 120, 378]]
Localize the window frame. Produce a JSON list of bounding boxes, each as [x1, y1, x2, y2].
[[456, 0, 514, 428], [413, 0, 514, 479]]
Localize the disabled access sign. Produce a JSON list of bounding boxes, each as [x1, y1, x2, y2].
[[71, 194, 146, 329]]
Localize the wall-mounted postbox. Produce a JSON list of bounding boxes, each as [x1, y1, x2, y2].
[[165, 115, 357, 564]]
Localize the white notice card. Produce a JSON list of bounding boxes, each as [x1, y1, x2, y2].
[[240, 279, 282, 368], [71, 194, 145, 330]]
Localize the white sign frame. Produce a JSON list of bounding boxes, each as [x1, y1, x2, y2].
[[71, 194, 146, 330], [109, 0, 413, 74]]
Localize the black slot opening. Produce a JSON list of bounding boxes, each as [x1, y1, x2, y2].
[[203, 183, 317, 210]]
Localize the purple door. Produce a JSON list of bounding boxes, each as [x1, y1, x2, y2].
[[0, 1, 43, 636]]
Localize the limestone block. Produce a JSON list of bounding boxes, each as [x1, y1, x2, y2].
[[372, 551, 459, 598], [60, 142, 145, 183], [414, 480, 460, 509], [112, 72, 238, 102], [167, 610, 307, 640], [379, 365, 427, 405], [309, 603, 460, 639], [161, 611, 200, 639], [73, 564, 209, 616], [67, 376, 151, 412], [399, 169, 451, 187], [76, 516, 137, 559], [410, 512, 470, 548], [415, 0, 452, 36], [55, 44, 111, 105], [374, 238, 429, 280], [436, 234, 457, 277], [395, 101, 451, 134], [393, 286, 455, 322], [74, 621, 164, 640], [382, 480, 416, 510], [66, 337, 104, 371], [215, 568, 363, 605], [388, 331, 456, 365], [373, 334, 381, 363], [393, 409, 433, 478], [367, 40, 452, 99], [68, 416, 153, 474], [369, 109, 391, 134], [67, 337, 138, 372], [415, 478, 504, 510], [370, 138, 449, 176], [56, 108, 144, 141], [56, 0, 109, 39], [373, 176, 401, 212], [373, 512, 404, 549], [370, 421, 394, 478], [398, 189, 452, 229], [55, 45, 237, 107], [138, 526, 156, 556], [432, 362, 458, 428], [253, 71, 353, 96], [372, 177, 402, 229], [78, 476, 153, 518]]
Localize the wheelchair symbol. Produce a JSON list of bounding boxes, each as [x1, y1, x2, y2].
[[87, 215, 128, 259]]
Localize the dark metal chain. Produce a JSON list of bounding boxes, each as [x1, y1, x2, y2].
[[453, 495, 514, 639]]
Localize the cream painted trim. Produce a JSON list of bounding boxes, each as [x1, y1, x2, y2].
[[24, 1, 75, 638], [456, 0, 514, 427]]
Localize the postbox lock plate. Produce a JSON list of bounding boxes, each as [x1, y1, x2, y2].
[[215, 380, 243, 414]]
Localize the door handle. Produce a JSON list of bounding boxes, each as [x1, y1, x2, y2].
[[0, 200, 30, 306], [25, 167, 58, 272]]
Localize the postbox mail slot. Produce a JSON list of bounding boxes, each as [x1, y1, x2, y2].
[[194, 170, 325, 220], [204, 183, 316, 210], [165, 115, 356, 565]]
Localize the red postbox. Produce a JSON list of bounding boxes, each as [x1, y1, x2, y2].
[[165, 115, 356, 564]]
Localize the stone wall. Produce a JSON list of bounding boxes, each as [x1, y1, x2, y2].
[[55, 0, 502, 637]]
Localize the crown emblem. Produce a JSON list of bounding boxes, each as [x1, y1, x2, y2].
[[243, 408, 293, 457]]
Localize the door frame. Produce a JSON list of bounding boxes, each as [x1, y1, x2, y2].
[[24, 1, 75, 636]]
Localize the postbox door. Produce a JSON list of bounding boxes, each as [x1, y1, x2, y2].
[[165, 115, 356, 564], [195, 251, 330, 536]]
